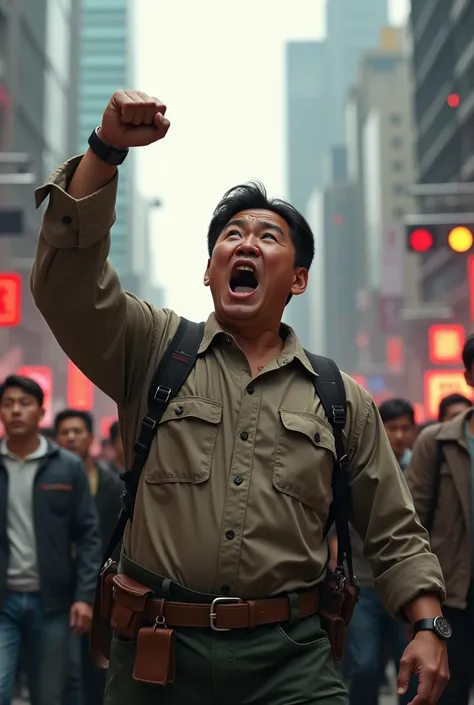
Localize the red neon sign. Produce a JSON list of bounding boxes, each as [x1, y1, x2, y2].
[[424, 370, 472, 418], [67, 361, 94, 410], [0, 273, 21, 327], [469, 256, 474, 322], [428, 324, 465, 364], [16, 366, 53, 427]]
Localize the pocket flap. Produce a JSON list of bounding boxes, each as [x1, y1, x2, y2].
[[160, 397, 223, 425], [113, 574, 153, 611], [279, 409, 336, 456]]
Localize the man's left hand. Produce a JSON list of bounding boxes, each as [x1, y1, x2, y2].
[[69, 601, 93, 636], [397, 631, 449, 704]]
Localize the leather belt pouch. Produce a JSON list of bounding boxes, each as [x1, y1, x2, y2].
[[133, 625, 176, 685], [111, 574, 153, 639], [319, 612, 346, 661], [90, 560, 118, 668]]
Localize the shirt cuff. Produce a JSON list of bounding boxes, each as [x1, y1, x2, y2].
[[374, 552, 446, 620], [35, 154, 118, 249]]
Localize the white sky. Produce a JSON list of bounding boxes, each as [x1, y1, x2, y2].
[[135, 0, 409, 321]]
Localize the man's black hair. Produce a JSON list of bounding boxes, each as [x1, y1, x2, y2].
[[0, 375, 44, 406], [379, 398, 415, 425], [207, 181, 315, 271], [438, 393, 471, 421], [109, 420, 120, 442], [462, 334, 474, 370], [41, 427, 56, 440], [54, 409, 94, 435]]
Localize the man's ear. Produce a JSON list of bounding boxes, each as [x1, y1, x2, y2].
[[290, 267, 308, 297], [203, 258, 211, 287]]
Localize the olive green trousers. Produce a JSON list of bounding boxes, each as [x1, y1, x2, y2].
[[103, 555, 348, 705]]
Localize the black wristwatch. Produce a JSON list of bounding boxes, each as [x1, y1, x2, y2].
[[413, 616, 452, 640], [88, 127, 129, 165]]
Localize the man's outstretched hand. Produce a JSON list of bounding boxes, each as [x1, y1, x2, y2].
[[397, 631, 449, 704], [99, 90, 170, 150]]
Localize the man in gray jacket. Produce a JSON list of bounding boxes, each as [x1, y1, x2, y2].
[[0, 375, 102, 705]]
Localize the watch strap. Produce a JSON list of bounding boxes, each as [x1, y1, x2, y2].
[[88, 127, 129, 166], [413, 616, 452, 640]]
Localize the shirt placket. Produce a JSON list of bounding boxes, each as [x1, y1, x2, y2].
[[215, 379, 260, 596]]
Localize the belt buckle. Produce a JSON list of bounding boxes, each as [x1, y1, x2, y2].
[[209, 596, 243, 632]]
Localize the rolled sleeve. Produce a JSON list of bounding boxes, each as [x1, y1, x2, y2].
[[374, 553, 445, 619], [344, 380, 446, 618], [34, 155, 118, 249]]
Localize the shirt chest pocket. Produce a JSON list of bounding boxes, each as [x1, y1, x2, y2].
[[144, 397, 222, 484], [273, 409, 336, 511]]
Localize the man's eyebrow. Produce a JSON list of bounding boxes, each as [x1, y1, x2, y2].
[[226, 218, 284, 236]]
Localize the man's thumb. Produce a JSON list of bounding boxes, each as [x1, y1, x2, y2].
[[397, 655, 413, 695]]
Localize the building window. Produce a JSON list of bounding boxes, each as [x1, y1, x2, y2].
[[393, 206, 405, 220], [392, 160, 403, 172], [389, 113, 402, 126], [391, 136, 403, 149], [393, 184, 404, 195]]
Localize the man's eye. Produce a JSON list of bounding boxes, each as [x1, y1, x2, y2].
[[262, 233, 276, 240], [227, 230, 241, 238]]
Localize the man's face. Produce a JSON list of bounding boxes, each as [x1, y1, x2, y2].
[[56, 417, 92, 459], [384, 414, 415, 459], [443, 402, 470, 422], [204, 209, 308, 327], [0, 386, 44, 438]]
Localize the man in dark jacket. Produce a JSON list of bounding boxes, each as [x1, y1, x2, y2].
[[55, 409, 123, 705], [0, 375, 102, 705]]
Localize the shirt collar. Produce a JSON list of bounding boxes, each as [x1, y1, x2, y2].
[[0, 434, 48, 461], [198, 312, 318, 378]]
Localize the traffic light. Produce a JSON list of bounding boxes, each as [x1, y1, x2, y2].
[[406, 222, 474, 253]]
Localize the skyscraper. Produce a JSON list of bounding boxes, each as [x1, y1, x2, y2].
[[77, 0, 138, 290], [284, 0, 388, 341]]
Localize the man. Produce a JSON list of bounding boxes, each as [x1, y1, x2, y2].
[[406, 335, 474, 705], [55, 409, 123, 705], [333, 399, 417, 705], [438, 393, 471, 423], [30, 90, 449, 705], [0, 376, 101, 705]]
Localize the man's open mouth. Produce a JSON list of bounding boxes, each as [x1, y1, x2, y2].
[[229, 265, 259, 295]]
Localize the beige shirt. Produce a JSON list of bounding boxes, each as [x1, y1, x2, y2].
[[30, 155, 446, 617]]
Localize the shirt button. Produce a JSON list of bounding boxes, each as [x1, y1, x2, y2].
[[225, 530, 235, 540], [175, 406, 184, 415], [221, 584, 231, 595], [247, 385, 254, 395], [314, 432, 321, 443], [240, 431, 248, 441], [234, 476, 243, 486], [62, 215, 72, 225]]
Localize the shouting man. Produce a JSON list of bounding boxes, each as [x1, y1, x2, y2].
[[31, 90, 449, 705]]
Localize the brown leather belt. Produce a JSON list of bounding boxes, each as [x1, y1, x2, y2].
[[142, 590, 320, 631]]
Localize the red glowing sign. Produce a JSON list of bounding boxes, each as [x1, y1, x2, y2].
[[0, 273, 21, 327], [16, 366, 53, 427], [100, 416, 118, 440], [386, 336, 403, 371], [413, 403, 426, 424], [409, 228, 433, 252], [428, 324, 465, 364], [67, 361, 94, 410], [469, 256, 474, 322], [424, 370, 472, 419]]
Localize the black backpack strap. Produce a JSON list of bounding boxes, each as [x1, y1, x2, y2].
[[102, 317, 205, 565], [304, 352, 354, 585], [425, 440, 444, 535]]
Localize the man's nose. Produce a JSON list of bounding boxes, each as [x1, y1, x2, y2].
[[236, 237, 260, 256]]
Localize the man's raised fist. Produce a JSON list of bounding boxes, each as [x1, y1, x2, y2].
[[99, 90, 170, 150]]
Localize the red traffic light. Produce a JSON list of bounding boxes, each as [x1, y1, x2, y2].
[[447, 93, 460, 108], [409, 228, 433, 252]]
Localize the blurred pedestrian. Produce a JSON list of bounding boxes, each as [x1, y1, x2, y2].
[[406, 335, 474, 705], [438, 393, 471, 423], [31, 89, 449, 705], [0, 376, 101, 705], [336, 398, 418, 705], [55, 409, 123, 705]]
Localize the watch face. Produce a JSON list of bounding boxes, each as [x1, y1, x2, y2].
[[434, 616, 452, 639]]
